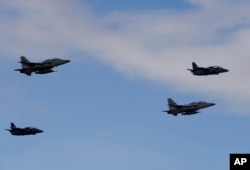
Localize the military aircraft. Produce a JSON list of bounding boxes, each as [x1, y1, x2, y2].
[[187, 62, 229, 76], [14, 56, 70, 76], [5, 122, 43, 136], [163, 98, 215, 116]]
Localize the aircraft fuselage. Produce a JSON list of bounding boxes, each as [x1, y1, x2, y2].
[[15, 56, 70, 76], [5, 123, 43, 136], [163, 99, 215, 116]]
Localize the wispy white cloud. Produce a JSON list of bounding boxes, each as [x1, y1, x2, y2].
[[1, 0, 250, 114]]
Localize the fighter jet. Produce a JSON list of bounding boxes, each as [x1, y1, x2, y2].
[[163, 98, 215, 116], [187, 62, 229, 76], [14, 56, 70, 76], [5, 122, 43, 136]]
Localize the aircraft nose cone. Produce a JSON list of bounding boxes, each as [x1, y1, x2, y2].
[[223, 68, 229, 72], [37, 129, 43, 133], [65, 60, 70, 63]]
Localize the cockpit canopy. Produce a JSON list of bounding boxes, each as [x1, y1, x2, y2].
[[189, 101, 206, 105], [208, 66, 222, 70], [25, 127, 37, 131], [42, 58, 61, 63]]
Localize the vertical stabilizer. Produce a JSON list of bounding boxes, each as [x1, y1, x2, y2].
[[192, 62, 198, 69], [168, 98, 177, 110], [11, 122, 16, 129], [20, 56, 30, 69]]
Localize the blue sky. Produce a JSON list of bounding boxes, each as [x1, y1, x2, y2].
[[84, 0, 193, 14], [1, 0, 250, 170]]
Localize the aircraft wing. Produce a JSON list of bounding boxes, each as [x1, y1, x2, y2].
[[182, 110, 199, 115], [14, 69, 32, 76], [22, 70, 32, 76], [20, 62, 42, 67], [35, 68, 55, 74], [198, 67, 210, 71], [172, 105, 186, 109], [16, 128, 27, 134]]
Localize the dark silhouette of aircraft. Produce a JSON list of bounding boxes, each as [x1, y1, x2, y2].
[[14, 56, 70, 76], [187, 62, 229, 76], [163, 98, 215, 116], [5, 122, 43, 136]]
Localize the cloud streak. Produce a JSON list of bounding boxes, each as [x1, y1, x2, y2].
[[1, 0, 250, 114]]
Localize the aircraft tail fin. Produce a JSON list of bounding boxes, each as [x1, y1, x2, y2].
[[192, 62, 198, 69], [11, 122, 16, 129], [20, 56, 30, 69], [168, 98, 177, 110]]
